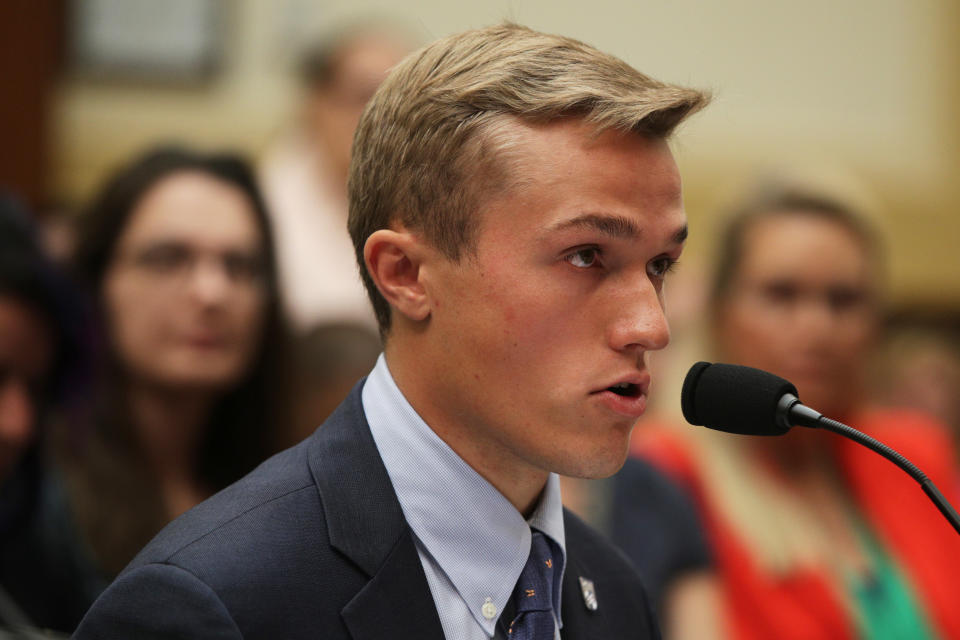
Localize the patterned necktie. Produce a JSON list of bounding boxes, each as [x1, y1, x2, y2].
[[507, 530, 557, 639]]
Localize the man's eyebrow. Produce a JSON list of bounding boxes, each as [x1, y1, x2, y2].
[[548, 214, 643, 239], [548, 214, 689, 245]]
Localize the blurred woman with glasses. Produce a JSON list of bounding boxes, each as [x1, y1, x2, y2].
[[56, 147, 292, 620]]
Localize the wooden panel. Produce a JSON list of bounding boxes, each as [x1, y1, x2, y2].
[[0, 0, 65, 213]]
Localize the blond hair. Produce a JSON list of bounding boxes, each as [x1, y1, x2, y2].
[[348, 22, 708, 336]]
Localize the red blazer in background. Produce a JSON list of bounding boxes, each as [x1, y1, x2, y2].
[[632, 409, 960, 640]]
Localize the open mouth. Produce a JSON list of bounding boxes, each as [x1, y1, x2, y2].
[[606, 382, 640, 398]]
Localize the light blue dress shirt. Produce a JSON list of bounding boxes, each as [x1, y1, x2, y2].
[[363, 354, 566, 640]]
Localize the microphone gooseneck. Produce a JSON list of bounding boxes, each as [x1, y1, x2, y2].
[[681, 361, 960, 536]]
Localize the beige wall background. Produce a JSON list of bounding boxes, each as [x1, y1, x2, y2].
[[51, 0, 960, 307]]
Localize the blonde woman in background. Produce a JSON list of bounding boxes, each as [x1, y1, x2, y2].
[[635, 187, 960, 639]]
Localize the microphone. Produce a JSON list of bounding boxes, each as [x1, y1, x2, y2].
[[680, 361, 823, 436], [681, 361, 960, 536]]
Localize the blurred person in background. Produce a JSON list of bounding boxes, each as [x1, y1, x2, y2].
[[0, 195, 87, 632], [55, 147, 292, 613], [287, 321, 381, 446], [259, 21, 412, 331], [634, 186, 960, 639], [872, 328, 960, 453]]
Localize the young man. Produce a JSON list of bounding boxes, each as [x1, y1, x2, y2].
[[75, 23, 707, 639]]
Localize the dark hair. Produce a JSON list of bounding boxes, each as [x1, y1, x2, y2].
[[709, 187, 883, 311], [66, 147, 292, 574]]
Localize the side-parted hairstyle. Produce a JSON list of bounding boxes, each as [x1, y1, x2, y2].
[[708, 186, 884, 313], [348, 23, 709, 336]]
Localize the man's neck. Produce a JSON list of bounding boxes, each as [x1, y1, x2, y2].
[[383, 342, 550, 517]]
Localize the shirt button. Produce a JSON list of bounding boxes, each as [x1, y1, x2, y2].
[[481, 598, 497, 620]]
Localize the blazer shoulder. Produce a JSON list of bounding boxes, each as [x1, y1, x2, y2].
[[75, 562, 243, 640], [133, 381, 374, 570], [79, 387, 416, 639], [129, 438, 317, 569]]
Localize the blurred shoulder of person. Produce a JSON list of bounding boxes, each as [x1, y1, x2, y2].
[[286, 321, 381, 447]]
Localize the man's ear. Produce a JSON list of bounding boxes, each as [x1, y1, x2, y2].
[[364, 228, 432, 323]]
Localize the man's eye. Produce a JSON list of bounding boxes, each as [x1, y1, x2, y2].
[[566, 248, 600, 268], [647, 257, 677, 278]]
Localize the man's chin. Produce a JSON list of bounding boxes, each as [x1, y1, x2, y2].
[[555, 443, 630, 480]]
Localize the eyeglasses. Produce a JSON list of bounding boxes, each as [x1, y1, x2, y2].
[[114, 241, 267, 288]]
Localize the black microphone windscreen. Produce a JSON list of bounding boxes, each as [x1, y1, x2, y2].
[[681, 362, 798, 436]]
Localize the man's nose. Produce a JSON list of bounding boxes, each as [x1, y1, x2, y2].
[[606, 277, 671, 353]]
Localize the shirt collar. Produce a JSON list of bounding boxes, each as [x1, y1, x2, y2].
[[362, 354, 566, 635]]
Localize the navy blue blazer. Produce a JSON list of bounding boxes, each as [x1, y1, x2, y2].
[[74, 383, 660, 639]]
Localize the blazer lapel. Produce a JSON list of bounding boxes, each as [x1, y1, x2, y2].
[[341, 526, 444, 640], [307, 382, 445, 640]]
